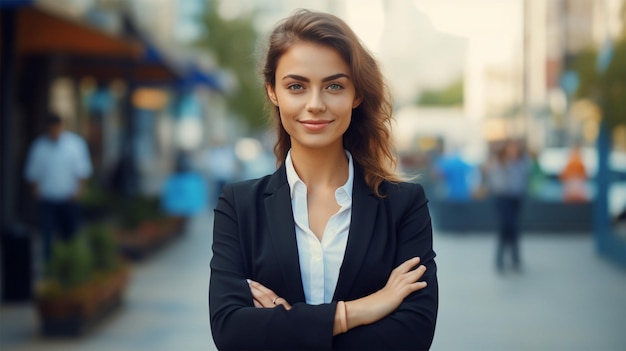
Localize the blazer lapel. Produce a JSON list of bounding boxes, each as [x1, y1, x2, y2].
[[263, 165, 306, 302], [333, 165, 379, 300]]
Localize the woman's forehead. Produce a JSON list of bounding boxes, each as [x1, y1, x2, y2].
[[276, 42, 351, 79]]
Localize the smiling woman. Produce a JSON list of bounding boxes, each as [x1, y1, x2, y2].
[[209, 9, 438, 350], [266, 42, 361, 153]]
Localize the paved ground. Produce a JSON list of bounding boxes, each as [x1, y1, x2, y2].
[[431, 229, 626, 351], [1, 209, 625, 351]]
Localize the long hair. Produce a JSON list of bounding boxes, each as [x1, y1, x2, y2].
[[262, 9, 400, 197]]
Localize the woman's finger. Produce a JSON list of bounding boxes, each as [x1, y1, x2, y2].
[[386, 264, 427, 293], [408, 281, 428, 293], [404, 265, 427, 282], [249, 284, 274, 307], [248, 279, 287, 308], [392, 257, 421, 275], [248, 280, 276, 296]]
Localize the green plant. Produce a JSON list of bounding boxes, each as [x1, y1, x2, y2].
[[117, 196, 163, 229], [84, 223, 119, 272], [417, 77, 464, 107], [573, 37, 626, 130], [41, 223, 123, 294], [195, 0, 266, 130], [45, 237, 93, 290], [78, 181, 112, 207]]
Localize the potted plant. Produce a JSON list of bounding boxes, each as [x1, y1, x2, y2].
[[78, 181, 116, 223], [35, 223, 130, 337], [114, 195, 186, 260]]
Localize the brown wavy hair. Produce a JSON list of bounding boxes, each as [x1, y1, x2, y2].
[[262, 9, 400, 197]]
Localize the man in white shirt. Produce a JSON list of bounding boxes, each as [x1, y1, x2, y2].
[[24, 113, 92, 262]]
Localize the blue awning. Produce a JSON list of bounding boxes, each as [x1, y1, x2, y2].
[[137, 37, 223, 91], [180, 63, 222, 91], [121, 16, 222, 92]]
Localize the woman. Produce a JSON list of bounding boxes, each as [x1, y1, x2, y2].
[[209, 9, 438, 350]]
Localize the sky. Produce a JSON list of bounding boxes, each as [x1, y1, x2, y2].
[[412, 0, 523, 65], [343, 0, 523, 63]]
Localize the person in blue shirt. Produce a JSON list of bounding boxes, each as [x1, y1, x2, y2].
[[161, 151, 208, 220], [433, 146, 473, 201], [24, 113, 93, 262]]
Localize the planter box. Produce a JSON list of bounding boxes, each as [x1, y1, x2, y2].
[[36, 267, 130, 337], [117, 216, 186, 261]]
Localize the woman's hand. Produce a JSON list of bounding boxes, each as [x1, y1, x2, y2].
[[247, 279, 292, 310], [247, 257, 426, 333], [346, 257, 427, 328]]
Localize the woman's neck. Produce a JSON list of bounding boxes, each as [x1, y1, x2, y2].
[[290, 145, 349, 189]]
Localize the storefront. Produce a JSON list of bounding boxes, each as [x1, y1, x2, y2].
[[0, 1, 222, 300]]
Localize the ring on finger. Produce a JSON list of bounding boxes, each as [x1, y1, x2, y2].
[[272, 296, 279, 305]]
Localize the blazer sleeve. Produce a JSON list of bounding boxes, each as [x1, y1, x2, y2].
[[209, 183, 337, 350], [333, 183, 438, 350]]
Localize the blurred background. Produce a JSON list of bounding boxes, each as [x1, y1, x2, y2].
[[0, 0, 625, 350]]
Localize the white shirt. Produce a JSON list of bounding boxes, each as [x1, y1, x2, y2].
[[285, 150, 353, 305], [25, 131, 92, 200]]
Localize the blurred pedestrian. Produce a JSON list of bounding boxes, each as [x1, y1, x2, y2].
[[433, 145, 473, 201], [482, 139, 530, 273], [209, 9, 437, 350], [560, 144, 588, 202], [527, 147, 546, 198], [161, 151, 208, 227], [24, 113, 93, 263]]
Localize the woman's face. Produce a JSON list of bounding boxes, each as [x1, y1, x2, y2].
[[267, 42, 361, 153]]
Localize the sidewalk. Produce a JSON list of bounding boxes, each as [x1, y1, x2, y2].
[[1, 210, 218, 351], [431, 230, 626, 351], [1, 210, 625, 350]]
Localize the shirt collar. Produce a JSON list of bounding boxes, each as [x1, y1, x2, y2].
[[285, 150, 354, 206], [45, 131, 69, 144]]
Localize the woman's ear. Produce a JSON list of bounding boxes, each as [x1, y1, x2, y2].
[[352, 95, 363, 109], [266, 84, 278, 106]]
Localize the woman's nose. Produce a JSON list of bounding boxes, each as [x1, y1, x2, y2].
[[305, 91, 326, 113]]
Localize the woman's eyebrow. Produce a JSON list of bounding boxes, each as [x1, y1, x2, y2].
[[281, 73, 350, 82], [322, 73, 350, 82]]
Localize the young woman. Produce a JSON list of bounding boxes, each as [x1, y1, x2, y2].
[[209, 9, 438, 350]]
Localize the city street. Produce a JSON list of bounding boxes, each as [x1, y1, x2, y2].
[[1, 209, 625, 351], [2, 1, 625, 350]]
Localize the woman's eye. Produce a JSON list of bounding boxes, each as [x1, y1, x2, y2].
[[327, 83, 343, 91], [288, 84, 304, 91]]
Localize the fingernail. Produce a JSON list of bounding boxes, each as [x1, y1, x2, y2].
[[246, 279, 252, 284]]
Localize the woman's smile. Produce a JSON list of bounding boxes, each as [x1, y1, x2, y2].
[[299, 119, 333, 132], [266, 41, 361, 152]]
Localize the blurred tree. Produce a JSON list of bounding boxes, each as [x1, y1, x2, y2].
[[195, 1, 266, 130], [572, 38, 625, 130], [416, 78, 464, 107]]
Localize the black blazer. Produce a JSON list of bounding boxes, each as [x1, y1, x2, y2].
[[209, 163, 438, 350]]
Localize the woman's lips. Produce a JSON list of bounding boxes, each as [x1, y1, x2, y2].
[[300, 120, 331, 131]]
